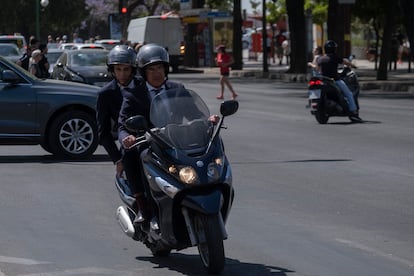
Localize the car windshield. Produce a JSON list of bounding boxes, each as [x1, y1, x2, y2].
[[70, 51, 107, 66], [0, 38, 25, 50], [46, 51, 63, 64], [0, 45, 20, 56]]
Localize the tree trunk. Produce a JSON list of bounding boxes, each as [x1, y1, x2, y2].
[[399, 0, 414, 72], [232, 0, 243, 70], [327, 0, 345, 57], [377, 0, 397, 80], [286, 0, 307, 73]]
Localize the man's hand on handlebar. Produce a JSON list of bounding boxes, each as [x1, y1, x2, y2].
[[122, 135, 137, 149]]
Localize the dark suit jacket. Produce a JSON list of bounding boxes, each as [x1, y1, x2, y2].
[[96, 77, 142, 163], [118, 79, 184, 143]]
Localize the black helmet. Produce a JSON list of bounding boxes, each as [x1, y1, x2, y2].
[[136, 43, 170, 78], [324, 40, 338, 54], [107, 45, 137, 72]]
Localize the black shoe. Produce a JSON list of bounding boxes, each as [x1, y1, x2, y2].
[[349, 114, 363, 123]]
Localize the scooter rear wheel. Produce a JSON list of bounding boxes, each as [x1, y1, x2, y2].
[[194, 214, 225, 274], [315, 109, 329, 124]]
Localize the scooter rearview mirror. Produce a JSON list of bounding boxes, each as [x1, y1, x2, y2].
[[125, 115, 148, 133], [220, 100, 239, 117]]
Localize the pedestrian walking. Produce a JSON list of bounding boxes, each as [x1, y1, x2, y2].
[[215, 45, 238, 100]]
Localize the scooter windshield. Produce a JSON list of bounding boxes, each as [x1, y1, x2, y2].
[[150, 87, 212, 151]]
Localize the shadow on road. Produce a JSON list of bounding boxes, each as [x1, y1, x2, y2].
[[137, 253, 294, 275], [171, 67, 204, 74], [0, 154, 111, 164], [326, 120, 382, 125]]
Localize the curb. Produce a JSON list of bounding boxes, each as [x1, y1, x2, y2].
[[232, 70, 414, 92], [182, 61, 414, 92]]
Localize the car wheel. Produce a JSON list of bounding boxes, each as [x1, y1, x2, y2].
[[48, 111, 98, 159], [40, 141, 53, 154]]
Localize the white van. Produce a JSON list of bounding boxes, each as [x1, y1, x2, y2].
[[0, 35, 27, 54], [127, 15, 184, 72]]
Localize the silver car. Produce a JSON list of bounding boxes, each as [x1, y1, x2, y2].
[[0, 43, 21, 63], [52, 49, 112, 87]]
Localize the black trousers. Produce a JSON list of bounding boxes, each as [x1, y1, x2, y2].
[[122, 147, 145, 195], [122, 146, 157, 216]]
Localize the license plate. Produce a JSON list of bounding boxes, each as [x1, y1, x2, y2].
[[309, 89, 321, 99]]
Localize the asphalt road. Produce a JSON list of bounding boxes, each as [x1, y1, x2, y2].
[[0, 76, 413, 276]]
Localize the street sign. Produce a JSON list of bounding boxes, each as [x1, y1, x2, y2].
[[200, 11, 231, 18]]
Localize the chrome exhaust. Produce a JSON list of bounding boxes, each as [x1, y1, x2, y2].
[[116, 206, 135, 238]]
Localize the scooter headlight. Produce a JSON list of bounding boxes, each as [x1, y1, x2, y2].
[[207, 157, 224, 182], [178, 166, 199, 185]]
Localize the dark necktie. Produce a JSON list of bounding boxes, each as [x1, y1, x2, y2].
[[150, 88, 162, 101], [152, 88, 162, 94]]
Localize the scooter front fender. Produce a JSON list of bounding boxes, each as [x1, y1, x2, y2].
[[181, 190, 222, 215]]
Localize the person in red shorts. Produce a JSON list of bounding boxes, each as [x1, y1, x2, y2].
[[215, 45, 238, 100]]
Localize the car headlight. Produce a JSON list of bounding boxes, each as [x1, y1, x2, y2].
[[70, 72, 84, 82]]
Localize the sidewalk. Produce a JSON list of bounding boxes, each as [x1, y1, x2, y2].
[[198, 57, 414, 92]]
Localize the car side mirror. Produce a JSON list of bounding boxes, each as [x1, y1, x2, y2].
[[2, 70, 20, 84], [220, 100, 239, 117], [125, 115, 148, 133]]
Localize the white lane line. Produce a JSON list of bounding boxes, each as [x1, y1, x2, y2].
[[18, 267, 138, 276], [0, 256, 50, 265], [336, 238, 414, 268]]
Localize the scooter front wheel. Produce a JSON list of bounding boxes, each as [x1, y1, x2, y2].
[[194, 214, 225, 274]]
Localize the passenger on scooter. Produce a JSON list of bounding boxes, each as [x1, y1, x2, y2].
[[317, 40, 363, 122], [308, 46, 323, 76], [118, 44, 219, 224], [96, 45, 147, 222]]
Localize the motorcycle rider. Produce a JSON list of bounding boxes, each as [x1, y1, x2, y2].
[[118, 44, 219, 226], [96, 45, 147, 222], [317, 40, 363, 122]]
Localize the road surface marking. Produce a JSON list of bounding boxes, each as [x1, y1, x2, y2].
[[19, 267, 138, 276], [0, 256, 49, 266], [336, 238, 414, 268]]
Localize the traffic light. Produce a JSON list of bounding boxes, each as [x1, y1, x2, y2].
[[119, 0, 128, 14]]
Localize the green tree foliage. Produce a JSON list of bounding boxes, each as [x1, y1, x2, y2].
[[304, 0, 327, 27], [0, 0, 87, 42], [304, 0, 328, 44], [353, 0, 412, 79], [266, 0, 286, 24]]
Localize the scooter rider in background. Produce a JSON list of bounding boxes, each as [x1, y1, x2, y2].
[[317, 40, 363, 122], [96, 45, 147, 222]]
